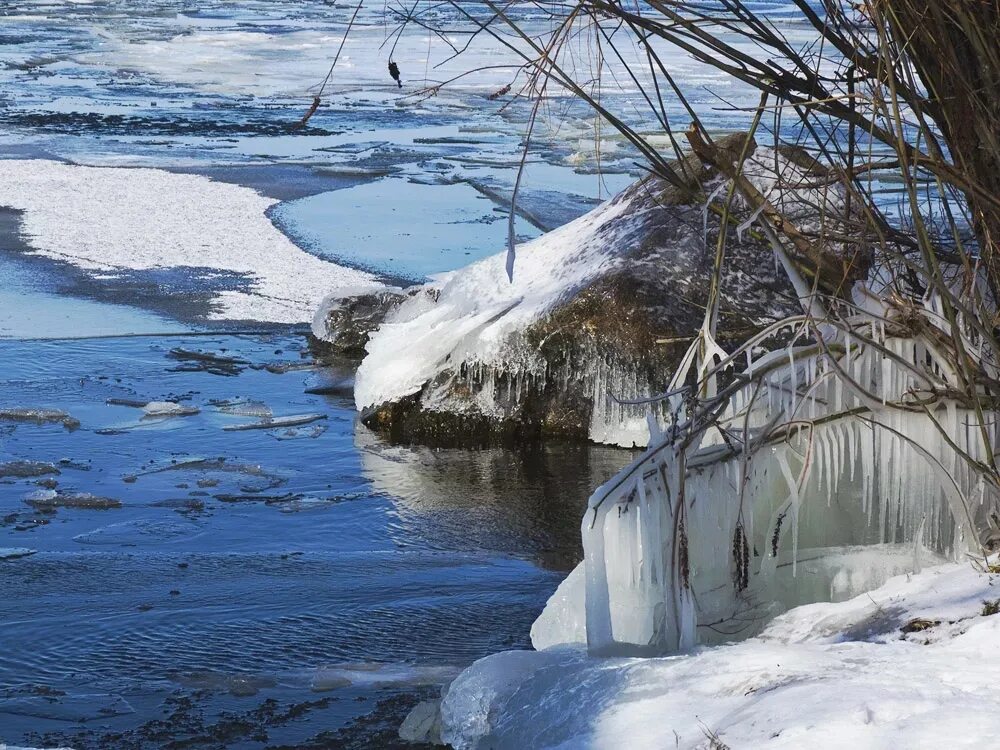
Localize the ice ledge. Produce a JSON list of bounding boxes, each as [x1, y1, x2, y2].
[[426, 561, 1000, 749]]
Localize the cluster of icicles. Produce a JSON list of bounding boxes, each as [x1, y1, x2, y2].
[[582, 302, 1000, 655], [425, 346, 668, 447]]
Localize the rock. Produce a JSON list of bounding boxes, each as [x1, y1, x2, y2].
[[309, 289, 408, 360], [315, 136, 864, 448]]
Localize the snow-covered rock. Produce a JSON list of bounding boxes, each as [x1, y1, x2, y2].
[[320, 136, 852, 448], [434, 561, 1000, 749]]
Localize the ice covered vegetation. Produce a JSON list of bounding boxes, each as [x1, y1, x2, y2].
[[394, 132, 1000, 746]]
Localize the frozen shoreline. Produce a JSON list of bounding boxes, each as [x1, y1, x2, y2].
[[431, 560, 1000, 749]]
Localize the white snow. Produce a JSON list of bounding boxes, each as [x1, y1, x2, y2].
[[354, 192, 632, 414], [0, 160, 380, 324], [439, 561, 1000, 749]]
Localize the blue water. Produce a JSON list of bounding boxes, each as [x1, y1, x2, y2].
[[0, 333, 628, 747]]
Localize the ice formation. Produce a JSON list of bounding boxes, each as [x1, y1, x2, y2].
[[579, 291, 999, 655], [0, 160, 380, 324], [142, 401, 199, 417], [440, 562, 1000, 749]]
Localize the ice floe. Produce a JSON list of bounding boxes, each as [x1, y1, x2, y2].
[[0, 160, 381, 324]]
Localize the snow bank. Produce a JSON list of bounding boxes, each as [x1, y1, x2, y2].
[[0, 160, 380, 323], [440, 562, 1000, 749]]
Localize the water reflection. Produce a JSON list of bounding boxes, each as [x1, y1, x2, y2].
[[357, 424, 635, 571]]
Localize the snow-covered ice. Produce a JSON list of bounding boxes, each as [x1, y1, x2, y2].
[[438, 561, 1000, 749], [142, 401, 199, 417], [0, 160, 381, 323]]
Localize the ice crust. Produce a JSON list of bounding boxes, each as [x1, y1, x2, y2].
[[0, 160, 380, 324], [441, 562, 1000, 749]]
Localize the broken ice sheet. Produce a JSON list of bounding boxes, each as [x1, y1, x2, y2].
[[168, 671, 277, 697], [268, 424, 328, 440], [0, 460, 60, 478], [310, 663, 460, 692], [221, 413, 327, 431], [0, 408, 80, 430], [214, 399, 273, 419], [141, 401, 200, 417], [0, 693, 134, 722], [0, 547, 37, 560], [24, 492, 122, 510]]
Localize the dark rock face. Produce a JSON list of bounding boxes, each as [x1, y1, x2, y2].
[[309, 290, 406, 360], [316, 137, 856, 448]]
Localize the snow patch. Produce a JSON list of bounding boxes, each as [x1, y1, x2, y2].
[[0, 160, 381, 324], [441, 562, 1000, 749]]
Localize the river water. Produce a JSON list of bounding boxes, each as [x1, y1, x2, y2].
[[0, 333, 627, 747]]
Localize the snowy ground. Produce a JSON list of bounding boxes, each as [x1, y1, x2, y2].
[[437, 560, 1000, 749]]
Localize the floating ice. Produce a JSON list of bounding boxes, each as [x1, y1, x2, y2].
[[0, 461, 60, 479], [25, 492, 121, 510], [215, 400, 273, 419], [0, 548, 37, 561], [0, 160, 382, 324], [221, 413, 327, 431], [142, 401, 200, 417], [0, 408, 79, 431]]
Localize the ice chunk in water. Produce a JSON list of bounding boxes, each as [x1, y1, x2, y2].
[[0, 408, 79, 430], [142, 401, 200, 417], [222, 413, 327, 431], [0, 461, 60, 478], [0, 693, 134, 722], [0, 548, 37, 561], [25, 492, 121, 510], [215, 399, 273, 418]]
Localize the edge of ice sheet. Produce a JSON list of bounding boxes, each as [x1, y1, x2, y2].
[[0, 160, 381, 324], [438, 561, 1000, 749]]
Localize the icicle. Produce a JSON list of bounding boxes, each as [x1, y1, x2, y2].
[[776, 452, 802, 577], [703, 180, 729, 241], [736, 204, 765, 242], [912, 516, 926, 574]]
